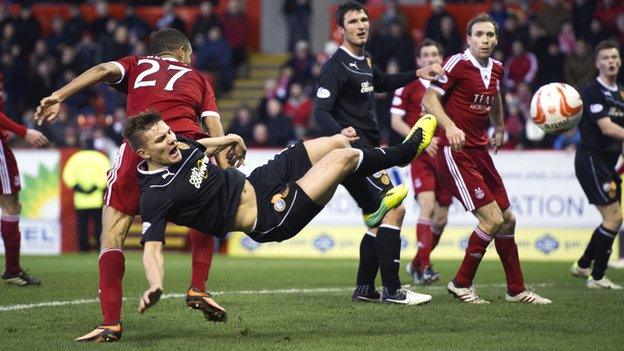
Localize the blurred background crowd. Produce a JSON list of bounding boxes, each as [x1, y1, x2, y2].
[[1, 0, 623, 154]]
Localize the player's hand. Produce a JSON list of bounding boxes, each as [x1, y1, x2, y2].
[[35, 94, 62, 125], [425, 136, 439, 157], [490, 129, 505, 154], [341, 126, 359, 143], [446, 125, 465, 151], [416, 63, 445, 81], [24, 129, 49, 148], [138, 286, 163, 314], [226, 134, 246, 168]]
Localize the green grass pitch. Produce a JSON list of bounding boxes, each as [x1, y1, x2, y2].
[[1, 253, 623, 350]]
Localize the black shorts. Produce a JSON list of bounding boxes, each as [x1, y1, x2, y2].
[[575, 147, 621, 206], [342, 163, 395, 214], [247, 142, 323, 243]]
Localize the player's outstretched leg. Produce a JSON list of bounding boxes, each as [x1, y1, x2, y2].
[[76, 206, 133, 343]]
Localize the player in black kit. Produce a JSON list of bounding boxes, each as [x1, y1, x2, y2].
[[124, 111, 438, 313], [314, 1, 444, 304], [572, 40, 624, 289]]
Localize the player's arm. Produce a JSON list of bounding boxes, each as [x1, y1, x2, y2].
[[584, 86, 624, 140], [196, 134, 247, 168], [597, 118, 624, 141], [313, 63, 349, 136], [373, 64, 445, 93], [422, 88, 465, 150], [202, 116, 230, 168], [35, 62, 122, 125], [139, 240, 165, 314], [0, 111, 48, 147], [489, 92, 505, 153]]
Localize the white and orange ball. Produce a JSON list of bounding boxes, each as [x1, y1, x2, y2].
[[530, 83, 583, 133]]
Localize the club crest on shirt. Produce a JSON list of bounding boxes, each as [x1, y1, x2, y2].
[[603, 181, 617, 199], [474, 187, 485, 200], [413, 178, 422, 189], [176, 141, 190, 150], [271, 185, 290, 212]]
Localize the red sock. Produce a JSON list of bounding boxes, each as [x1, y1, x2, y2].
[[431, 225, 442, 251], [495, 233, 525, 295], [1, 214, 21, 275], [190, 230, 214, 292], [454, 227, 492, 287], [99, 249, 125, 325], [414, 219, 432, 270]]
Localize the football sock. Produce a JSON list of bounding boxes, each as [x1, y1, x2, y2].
[[431, 225, 442, 250], [376, 225, 402, 292], [578, 225, 603, 268], [190, 230, 215, 292], [618, 229, 624, 259], [1, 214, 21, 275], [454, 227, 492, 288], [414, 219, 432, 269], [352, 143, 416, 177], [495, 233, 525, 295], [591, 226, 618, 280], [99, 249, 125, 325], [356, 232, 378, 287]]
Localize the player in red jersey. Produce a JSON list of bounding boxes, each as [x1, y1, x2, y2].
[[36, 29, 226, 342], [0, 72, 49, 286], [422, 14, 551, 304], [390, 39, 451, 285]]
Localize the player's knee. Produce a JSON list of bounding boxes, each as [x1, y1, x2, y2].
[[503, 211, 516, 229], [605, 210, 623, 230], [384, 204, 406, 225], [480, 210, 504, 234], [434, 217, 448, 231], [419, 201, 435, 219], [1, 201, 21, 215], [329, 134, 350, 149], [332, 148, 360, 172]]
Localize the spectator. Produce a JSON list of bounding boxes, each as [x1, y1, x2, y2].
[[105, 107, 126, 145], [534, 0, 571, 39], [564, 39, 595, 90], [0, 22, 16, 55], [489, 0, 508, 31], [437, 16, 462, 61], [28, 60, 54, 109], [108, 25, 131, 63], [558, 22, 576, 55], [593, 0, 624, 33], [617, 14, 624, 51], [572, 0, 595, 39], [195, 26, 234, 92], [14, 4, 41, 55], [46, 17, 67, 57], [538, 39, 566, 87], [377, 0, 407, 32], [552, 127, 581, 151], [257, 78, 278, 121], [227, 104, 255, 143], [220, 0, 248, 72], [90, 0, 112, 41], [526, 21, 549, 59], [156, 1, 187, 34], [283, 0, 312, 52], [250, 123, 269, 148], [286, 40, 315, 85], [74, 33, 100, 72], [64, 4, 87, 46], [504, 100, 527, 149], [425, 0, 456, 45], [265, 98, 296, 147], [316, 40, 339, 65], [121, 5, 152, 41], [504, 40, 538, 90], [586, 18, 610, 48], [192, 1, 220, 40], [283, 82, 312, 139], [275, 65, 293, 101]]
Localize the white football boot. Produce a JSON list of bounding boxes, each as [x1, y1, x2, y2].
[[587, 276, 623, 289], [447, 281, 490, 304]]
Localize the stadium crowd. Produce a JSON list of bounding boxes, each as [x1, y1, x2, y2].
[[1, 0, 624, 152]]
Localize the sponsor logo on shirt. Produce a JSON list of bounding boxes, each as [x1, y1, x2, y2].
[[141, 222, 151, 235], [360, 81, 374, 93], [590, 104, 604, 113], [316, 87, 331, 99], [607, 106, 624, 118], [189, 155, 210, 189], [470, 94, 493, 112]]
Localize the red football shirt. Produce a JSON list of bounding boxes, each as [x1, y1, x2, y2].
[[429, 49, 504, 147], [0, 90, 27, 142], [109, 56, 219, 138], [391, 78, 429, 127]]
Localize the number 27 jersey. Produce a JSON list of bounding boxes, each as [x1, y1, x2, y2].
[[109, 55, 219, 137]]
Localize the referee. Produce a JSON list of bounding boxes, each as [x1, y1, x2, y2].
[[572, 40, 624, 289], [314, 1, 443, 303]]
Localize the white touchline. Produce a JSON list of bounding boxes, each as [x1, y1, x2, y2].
[[0, 283, 556, 313]]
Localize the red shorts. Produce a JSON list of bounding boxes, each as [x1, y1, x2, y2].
[[437, 146, 510, 211], [410, 152, 452, 206], [0, 141, 21, 195], [104, 142, 142, 215]]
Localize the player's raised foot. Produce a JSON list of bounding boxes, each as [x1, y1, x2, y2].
[[406, 263, 423, 285], [608, 258, 624, 270], [420, 265, 440, 285], [505, 290, 552, 304], [446, 281, 490, 304], [570, 262, 592, 278], [75, 323, 122, 343], [399, 113, 437, 166], [363, 184, 408, 227], [586, 276, 623, 289], [381, 286, 432, 305], [2, 270, 41, 286], [186, 287, 228, 322], [351, 284, 381, 302]]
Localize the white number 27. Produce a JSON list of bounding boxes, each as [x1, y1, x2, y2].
[[134, 59, 192, 91]]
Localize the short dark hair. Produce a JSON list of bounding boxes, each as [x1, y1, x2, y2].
[[416, 39, 443, 58], [466, 13, 499, 37], [122, 111, 162, 150], [149, 28, 190, 55], [595, 40, 620, 59], [335, 1, 368, 28]]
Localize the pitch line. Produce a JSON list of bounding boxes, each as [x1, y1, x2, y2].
[[0, 283, 556, 312]]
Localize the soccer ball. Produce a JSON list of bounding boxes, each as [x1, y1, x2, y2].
[[530, 83, 583, 133]]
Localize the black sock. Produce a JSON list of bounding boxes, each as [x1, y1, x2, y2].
[[578, 226, 601, 268], [375, 225, 402, 292], [352, 143, 416, 177], [619, 229, 624, 259], [591, 226, 617, 280], [356, 233, 378, 287]]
